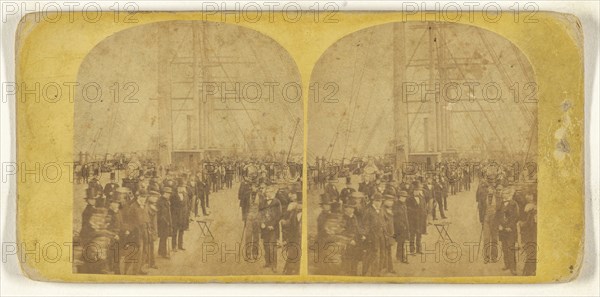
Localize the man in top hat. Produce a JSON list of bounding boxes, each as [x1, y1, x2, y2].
[[210, 165, 220, 192], [146, 191, 160, 270], [243, 182, 261, 261], [80, 188, 100, 247], [382, 194, 396, 274], [316, 193, 334, 243], [78, 188, 109, 274], [393, 191, 410, 264], [499, 190, 519, 275], [89, 172, 102, 188], [449, 167, 458, 195], [282, 192, 302, 275], [259, 187, 282, 273], [315, 192, 343, 275], [361, 193, 386, 276], [340, 198, 362, 275], [171, 186, 189, 252], [439, 175, 449, 211], [186, 176, 198, 219], [225, 164, 235, 189], [324, 177, 340, 202], [423, 178, 435, 224], [462, 165, 471, 191], [88, 174, 104, 207], [156, 187, 172, 258], [275, 185, 291, 216], [432, 175, 447, 220], [238, 178, 254, 222], [476, 180, 489, 223], [123, 190, 150, 275], [281, 191, 299, 244], [106, 196, 124, 274], [407, 181, 427, 254], [481, 186, 500, 263], [103, 172, 119, 205], [195, 172, 210, 217], [81, 164, 90, 183], [339, 176, 356, 205], [348, 191, 367, 223]]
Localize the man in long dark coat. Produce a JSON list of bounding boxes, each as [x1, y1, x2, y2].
[[340, 200, 361, 275], [146, 191, 160, 270], [407, 182, 427, 254], [361, 194, 386, 276], [171, 186, 189, 252], [259, 188, 282, 273], [393, 190, 410, 264], [476, 181, 489, 223], [197, 173, 210, 215], [520, 192, 537, 276], [243, 183, 261, 261], [103, 172, 120, 205], [106, 198, 124, 274], [432, 176, 447, 220], [382, 195, 396, 274], [238, 179, 253, 221], [282, 196, 302, 275], [123, 192, 149, 275], [156, 187, 172, 258], [499, 192, 520, 275]]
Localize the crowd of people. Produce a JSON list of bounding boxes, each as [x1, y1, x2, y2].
[[75, 157, 303, 275], [311, 157, 538, 276], [75, 154, 537, 277], [237, 175, 303, 274]]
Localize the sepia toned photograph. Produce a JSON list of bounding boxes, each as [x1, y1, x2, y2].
[[308, 21, 538, 277], [11, 6, 588, 286], [71, 21, 304, 276]]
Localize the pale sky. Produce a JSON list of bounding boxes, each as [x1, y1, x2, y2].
[[308, 22, 538, 161], [74, 21, 303, 159]]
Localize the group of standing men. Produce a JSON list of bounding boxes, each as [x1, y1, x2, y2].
[[237, 176, 303, 274], [314, 172, 458, 276], [313, 158, 537, 276], [77, 158, 304, 275], [476, 165, 538, 276], [77, 169, 211, 275]]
